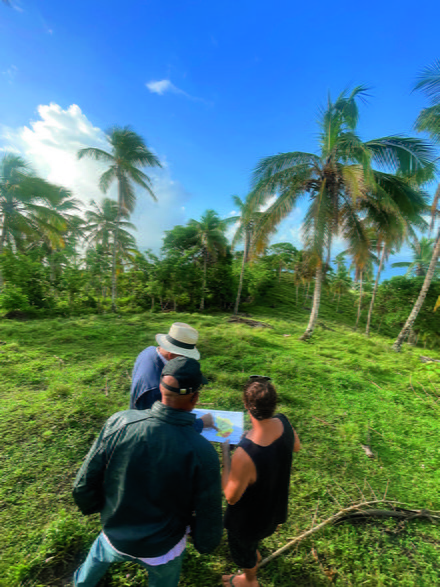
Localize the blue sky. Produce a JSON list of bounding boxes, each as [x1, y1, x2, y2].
[[1, 0, 439, 279]]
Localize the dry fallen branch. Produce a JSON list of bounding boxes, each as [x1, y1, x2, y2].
[[227, 316, 274, 329], [259, 501, 440, 569], [312, 416, 335, 428]]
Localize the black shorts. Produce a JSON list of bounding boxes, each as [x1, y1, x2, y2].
[[227, 530, 259, 569]]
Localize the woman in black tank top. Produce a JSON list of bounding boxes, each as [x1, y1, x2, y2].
[[221, 376, 301, 587]]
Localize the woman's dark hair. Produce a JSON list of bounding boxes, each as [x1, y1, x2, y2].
[[243, 377, 277, 420]]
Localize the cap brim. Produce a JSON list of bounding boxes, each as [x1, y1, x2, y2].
[[201, 375, 208, 385], [156, 333, 200, 360]]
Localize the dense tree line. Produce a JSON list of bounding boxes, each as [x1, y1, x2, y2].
[[1, 66, 440, 351]]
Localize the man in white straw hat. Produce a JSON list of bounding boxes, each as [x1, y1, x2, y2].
[[129, 322, 215, 431]]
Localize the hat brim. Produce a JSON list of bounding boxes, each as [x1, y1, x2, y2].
[[156, 333, 200, 360]]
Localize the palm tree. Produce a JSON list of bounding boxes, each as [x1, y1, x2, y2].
[[250, 86, 434, 340], [345, 226, 377, 330], [78, 126, 162, 311], [291, 250, 315, 305], [391, 236, 440, 277], [328, 258, 352, 312], [0, 154, 66, 287], [86, 198, 136, 255], [393, 62, 440, 351], [224, 195, 265, 315], [30, 187, 82, 284], [363, 203, 421, 337], [188, 210, 228, 310]]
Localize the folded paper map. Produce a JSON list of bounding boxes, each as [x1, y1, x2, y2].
[[192, 409, 244, 444]]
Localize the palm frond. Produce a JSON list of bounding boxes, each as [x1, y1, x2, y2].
[[232, 194, 244, 210], [118, 175, 136, 214], [430, 183, 440, 232], [252, 152, 320, 187], [126, 167, 157, 202], [230, 223, 245, 249], [415, 105, 440, 142], [332, 85, 370, 130], [302, 180, 333, 258], [342, 165, 367, 204], [414, 59, 440, 104], [77, 147, 114, 163], [107, 126, 162, 168], [99, 166, 117, 193], [366, 136, 436, 175]]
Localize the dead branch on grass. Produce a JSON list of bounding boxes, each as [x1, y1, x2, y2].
[[227, 316, 274, 328], [259, 500, 440, 569], [312, 416, 335, 428]]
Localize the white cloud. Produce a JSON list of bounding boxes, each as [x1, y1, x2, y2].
[[0, 103, 189, 251], [259, 194, 277, 212], [145, 79, 210, 105], [146, 79, 188, 97]]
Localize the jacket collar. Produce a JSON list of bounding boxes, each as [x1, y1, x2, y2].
[[151, 401, 196, 427]]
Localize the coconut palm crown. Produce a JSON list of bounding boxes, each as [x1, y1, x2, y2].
[[78, 126, 162, 310], [249, 86, 434, 340]]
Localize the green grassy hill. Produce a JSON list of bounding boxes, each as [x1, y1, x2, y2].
[[1, 294, 440, 586]]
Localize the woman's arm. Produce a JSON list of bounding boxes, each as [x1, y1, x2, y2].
[[222, 444, 256, 505]]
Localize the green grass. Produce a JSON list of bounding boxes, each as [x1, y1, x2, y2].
[[1, 293, 440, 586]]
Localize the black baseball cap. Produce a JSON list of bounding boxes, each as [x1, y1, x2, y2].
[[161, 356, 208, 395]]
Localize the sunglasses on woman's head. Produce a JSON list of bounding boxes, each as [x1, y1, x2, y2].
[[249, 375, 272, 381]]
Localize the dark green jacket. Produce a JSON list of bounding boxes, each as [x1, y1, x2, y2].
[[73, 402, 222, 558]]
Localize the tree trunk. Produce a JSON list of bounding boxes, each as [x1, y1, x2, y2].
[[366, 244, 386, 337], [151, 296, 155, 311], [408, 328, 416, 346], [234, 238, 248, 315], [0, 217, 7, 289], [393, 227, 440, 352], [337, 291, 341, 312], [326, 234, 332, 273], [49, 250, 56, 284], [299, 264, 323, 341], [296, 285, 299, 306], [200, 250, 207, 311], [377, 315, 384, 334], [111, 176, 122, 313], [354, 270, 363, 331]]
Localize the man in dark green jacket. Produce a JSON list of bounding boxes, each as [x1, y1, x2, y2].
[[72, 357, 222, 587]]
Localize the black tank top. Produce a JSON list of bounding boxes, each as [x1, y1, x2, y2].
[[224, 413, 294, 540]]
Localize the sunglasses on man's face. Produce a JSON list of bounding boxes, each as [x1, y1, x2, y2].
[[249, 375, 272, 381]]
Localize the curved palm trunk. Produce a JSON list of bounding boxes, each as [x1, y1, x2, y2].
[[393, 228, 440, 352], [299, 264, 323, 341], [325, 234, 332, 273], [111, 177, 122, 313], [365, 244, 386, 337], [234, 235, 249, 315], [354, 270, 363, 331], [50, 250, 56, 284], [200, 250, 207, 311], [0, 217, 6, 289]]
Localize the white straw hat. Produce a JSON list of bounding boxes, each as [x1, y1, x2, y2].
[[155, 322, 200, 360]]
